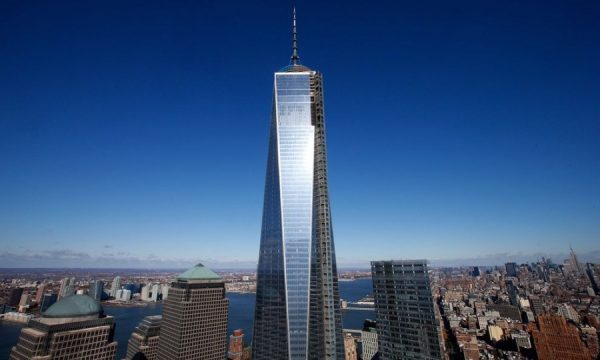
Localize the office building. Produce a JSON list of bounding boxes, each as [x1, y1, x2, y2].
[[253, 8, 344, 360], [35, 284, 46, 304], [89, 280, 104, 301], [8, 288, 24, 306], [528, 315, 591, 360], [151, 284, 159, 302], [156, 263, 229, 360], [110, 276, 122, 297], [141, 284, 151, 301], [9, 294, 117, 360], [371, 260, 443, 360], [121, 289, 132, 301], [161, 284, 169, 300], [40, 293, 58, 312], [126, 315, 162, 360], [361, 319, 378, 360], [505, 262, 518, 277]]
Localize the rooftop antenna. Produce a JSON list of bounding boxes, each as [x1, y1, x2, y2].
[[291, 6, 300, 64]]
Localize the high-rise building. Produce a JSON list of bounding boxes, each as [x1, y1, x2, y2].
[[161, 284, 169, 300], [141, 284, 151, 301], [121, 289, 132, 301], [505, 262, 518, 277], [151, 284, 160, 302], [89, 280, 104, 301], [156, 263, 229, 360], [126, 315, 162, 360], [8, 288, 23, 306], [528, 315, 591, 360], [35, 284, 46, 304], [9, 294, 117, 360], [110, 275, 122, 297], [361, 320, 378, 360], [371, 260, 443, 360], [253, 8, 344, 360], [40, 293, 58, 312], [569, 246, 584, 275], [57, 277, 69, 299]]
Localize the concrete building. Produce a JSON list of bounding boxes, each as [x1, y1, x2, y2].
[[371, 260, 442, 360], [151, 284, 159, 302], [126, 315, 162, 360], [344, 333, 357, 360], [141, 284, 151, 301], [228, 329, 245, 360], [34, 284, 46, 304], [156, 263, 229, 360], [121, 289, 132, 301], [361, 319, 378, 360], [9, 294, 117, 360]]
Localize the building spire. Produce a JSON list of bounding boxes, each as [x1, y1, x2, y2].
[[291, 6, 300, 64]]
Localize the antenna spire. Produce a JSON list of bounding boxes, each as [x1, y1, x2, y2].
[[291, 6, 300, 64]]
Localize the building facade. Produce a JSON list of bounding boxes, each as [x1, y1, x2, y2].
[[89, 280, 104, 301], [252, 8, 344, 360], [361, 319, 378, 360], [156, 263, 229, 360], [126, 315, 162, 360], [371, 260, 443, 360], [9, 294, 117, 360]]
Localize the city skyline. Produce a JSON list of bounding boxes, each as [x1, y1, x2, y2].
[[1, 0, 599, 268]]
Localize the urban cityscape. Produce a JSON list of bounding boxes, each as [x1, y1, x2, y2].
[[1, 1, 599, 360]]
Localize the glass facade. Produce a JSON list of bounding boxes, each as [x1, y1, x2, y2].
[[253, 66, 344, 360], [371, 260, 443, 360]]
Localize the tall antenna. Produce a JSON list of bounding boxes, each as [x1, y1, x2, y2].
[[291, 6, 300, 64]]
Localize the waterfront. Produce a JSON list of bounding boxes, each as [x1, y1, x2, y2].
[[0, 278, 373, 359]]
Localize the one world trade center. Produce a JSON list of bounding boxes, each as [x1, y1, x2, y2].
[[252, 7, 344, 360]]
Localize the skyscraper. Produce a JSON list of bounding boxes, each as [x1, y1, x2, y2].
[[252, 7, 344, 360], [89, 280, 104, 301], [156, 263, 229, 360], [9, 294, 117, 360], [371, 260, 443, 360], [126, 315, 162, 360], [110, 276, 122, 298]]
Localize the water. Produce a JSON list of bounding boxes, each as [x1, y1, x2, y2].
[[0, 278, 373, 359]]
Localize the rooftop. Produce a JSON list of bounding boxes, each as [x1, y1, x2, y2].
[[43, 294, 103, 318], [176, 263, 222, 282]]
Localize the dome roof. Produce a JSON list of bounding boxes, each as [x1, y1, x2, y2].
[[177, 263, 221, 281], [43, 295, 103, 318]]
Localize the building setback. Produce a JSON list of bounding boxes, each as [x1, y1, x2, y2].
[[9, 294, 117, 360], [126, 315, 162, 360], [156, 263, 228, 360], [253, 7, 344, 360], [371, 260, 443, 360]]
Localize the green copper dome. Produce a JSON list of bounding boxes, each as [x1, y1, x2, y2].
[[43, 294, 103, 318], [176, 263, 221, 281]]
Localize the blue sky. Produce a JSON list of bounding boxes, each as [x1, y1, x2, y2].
[[1, 0, 599, 268]]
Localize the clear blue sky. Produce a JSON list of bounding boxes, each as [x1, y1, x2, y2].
[[1, 0, 599, 268]]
